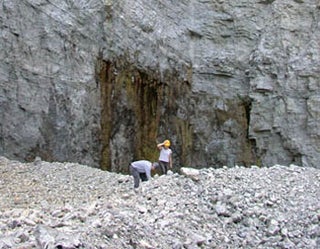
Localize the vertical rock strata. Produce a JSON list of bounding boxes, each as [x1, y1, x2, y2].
[[0, 0, 320, 170], [103, 0, 320, 170]]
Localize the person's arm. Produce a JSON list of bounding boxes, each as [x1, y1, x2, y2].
[[145, 164, 152, 180], [169, 152, 173, 168], [157, 142, 164, 150]]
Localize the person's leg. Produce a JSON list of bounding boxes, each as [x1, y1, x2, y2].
[[159, 161, 166, 175], [163, 162, 169, 174], [140, 173, 148, 182], [130, 165, 140, 188]]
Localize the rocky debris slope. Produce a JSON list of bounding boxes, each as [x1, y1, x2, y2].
[[0, 156, 319, 249]]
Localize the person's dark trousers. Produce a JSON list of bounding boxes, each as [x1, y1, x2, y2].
[[159, 161, 168, 175], [139, 173, 148, 182], [129, 164, 140, 188]]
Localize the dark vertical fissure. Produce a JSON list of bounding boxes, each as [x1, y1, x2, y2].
[[98, 59, 165, 172], [99, 60, 113, 171], [244, 98, 258, 166]]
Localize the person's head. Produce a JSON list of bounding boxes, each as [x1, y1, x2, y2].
[[164, 140, 171, 148], [152, 162, 159, 170]]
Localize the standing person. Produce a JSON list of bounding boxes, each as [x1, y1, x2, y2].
[[157, 139, 173, 174], [129, 160, 159, 190]]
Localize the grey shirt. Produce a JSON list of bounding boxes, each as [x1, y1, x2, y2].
[[131, 160, 152, 179]]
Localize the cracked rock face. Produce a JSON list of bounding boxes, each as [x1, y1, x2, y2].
[[0, 156, 320, 248], [0, 0, 104, 167], [1, 0, 320, 170], [104, 0, 320, 169]]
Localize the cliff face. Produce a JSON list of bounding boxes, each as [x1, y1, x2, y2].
[[1, 0, 320, 171], [0, 0, 104, 166], [102, 0, 320, 170]]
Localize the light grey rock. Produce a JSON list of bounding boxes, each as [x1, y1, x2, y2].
[[180, 167, 200, 181], [215, 201, 230, 217], [0, 237, 16, 249], [35, 225, 82, 249]]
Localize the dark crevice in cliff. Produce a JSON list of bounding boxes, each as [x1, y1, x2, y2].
[[98, 59, 165, 173], [98, 59, 112, 171], [96, 57, 197, 173], [244, 98, 252, 139]]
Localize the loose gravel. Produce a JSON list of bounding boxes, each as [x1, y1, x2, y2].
[[0, 156, 319, 249]]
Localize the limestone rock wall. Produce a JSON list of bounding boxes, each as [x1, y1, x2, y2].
[[0, 0, 105, 167], [103, 0, 320, 169], [1, 0, 320, 170]]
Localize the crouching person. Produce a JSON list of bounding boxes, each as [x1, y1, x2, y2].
[[129, 160, 159, 190]]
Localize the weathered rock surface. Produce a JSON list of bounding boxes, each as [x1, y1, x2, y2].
[[1, 156, 319, 248], [1, 0, 320, 170], [103, 0, 320, 169], [0, 0, 104, 167]]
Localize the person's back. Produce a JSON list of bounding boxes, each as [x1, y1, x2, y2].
[[131, 160, 152, 177], [129, 160, 158, 189]]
